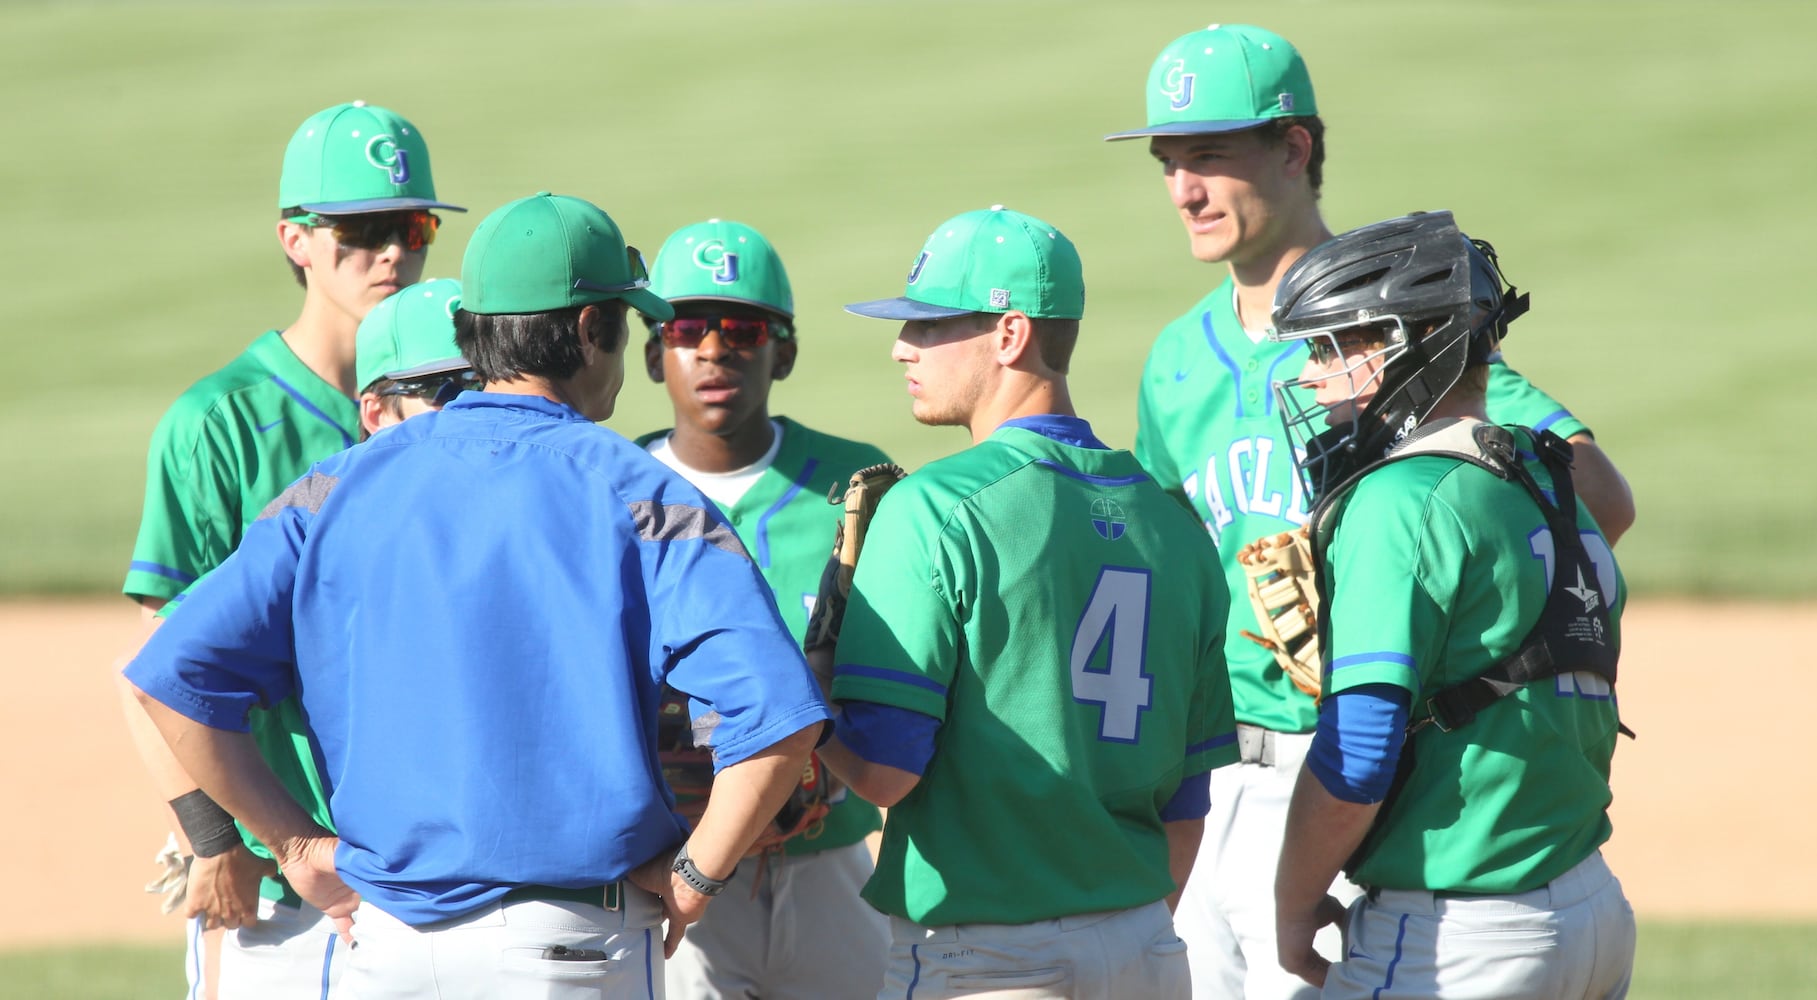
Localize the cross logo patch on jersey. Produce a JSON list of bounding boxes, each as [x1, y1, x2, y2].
[[1090, 498, 1127, 541], [1162, 59, 1195, 111], [365, 135, 410, 184], [693, 239, 739, 285]]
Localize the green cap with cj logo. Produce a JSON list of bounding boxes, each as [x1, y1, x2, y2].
[[459, 192, 673, 321], [279, 101, 465, 214], [1104, 24, 1317, 141], [356, 278, 467, 393], [648, 219, 795, 321], [846, 206, 1084, 321]]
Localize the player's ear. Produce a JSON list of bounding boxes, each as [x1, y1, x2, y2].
[[643, 335, 664, 383], [994, 311, 1035, 368], [772, 334, 798, 381], [1282, 122, 1314, 178], [278, 220, 313, 270], [357, 393, 385, 438]]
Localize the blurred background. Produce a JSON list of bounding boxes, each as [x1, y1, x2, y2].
[[2, 1, 1813, 996]]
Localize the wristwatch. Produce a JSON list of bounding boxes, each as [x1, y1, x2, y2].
[[671, 843, 733, 896]]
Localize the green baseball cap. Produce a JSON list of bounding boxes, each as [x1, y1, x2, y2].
[[1104, 24, 1317, 141], [647, 219, 795, 323], [458, 193, 673, 321], [279, 101, 465, 214], [356, 278, 468, 393], [846, 206, 1085, 322]]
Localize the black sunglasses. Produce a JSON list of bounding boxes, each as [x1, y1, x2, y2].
[[375, 370, 484, 406]]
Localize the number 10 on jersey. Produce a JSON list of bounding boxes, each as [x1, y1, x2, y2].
[[1071, 566, 1154, 743]]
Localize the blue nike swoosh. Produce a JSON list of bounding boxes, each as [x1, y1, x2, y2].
[[256, 418, 285, 432], [1173, 369, 1191, 382]]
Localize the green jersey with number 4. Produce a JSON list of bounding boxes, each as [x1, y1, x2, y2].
[[640, 417, 888, 856], [1318, 424, 1624, 894], [833, 422, 1239, 926], [1135, 278, 1592, 734]]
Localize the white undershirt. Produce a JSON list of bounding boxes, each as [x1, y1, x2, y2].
[[645, 419, 784, 508]]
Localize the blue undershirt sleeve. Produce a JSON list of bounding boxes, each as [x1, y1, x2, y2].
[[1306, 684, 1411, 804], [834, 700, 941, 776], [1159, 770, 1212, 821]]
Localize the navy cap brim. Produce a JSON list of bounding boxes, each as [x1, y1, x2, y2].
[[297, 197, 469, 213], [383, 356, 470, 381], [844, 297, 974, 321], [1103, 119, 1274, 142]]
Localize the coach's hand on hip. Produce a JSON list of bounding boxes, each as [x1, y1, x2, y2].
[[273, 833, 360, 944]]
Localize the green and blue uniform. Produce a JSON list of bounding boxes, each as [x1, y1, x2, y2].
[[126, 329, 353, 900], [833, 417, 1238, 926], [1134, 279, 1590, 734], [641, 416, 887, 857]]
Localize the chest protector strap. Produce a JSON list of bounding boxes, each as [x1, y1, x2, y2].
[[1312, 420, 1633, 878]]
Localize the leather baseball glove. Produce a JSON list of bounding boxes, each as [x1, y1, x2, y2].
[[657, 686, 835, 856], [1236, 527, 1324, 700], [802, 462, 908, 682]]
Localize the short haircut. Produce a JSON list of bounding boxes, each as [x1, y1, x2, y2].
[[281, 208, 307, 288], [455, 304, 623, 383], [1256, 116, 1326, 196], [361, 377, 407, 418], [974, 312, 1080, 374]]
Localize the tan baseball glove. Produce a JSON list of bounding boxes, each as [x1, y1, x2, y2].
[[803, 463, 908, 683], [1237, 527, 1324, 700]]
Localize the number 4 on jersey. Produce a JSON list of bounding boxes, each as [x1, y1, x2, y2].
[[1070, 567, 1153, 743]]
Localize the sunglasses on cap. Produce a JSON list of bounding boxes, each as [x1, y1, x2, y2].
[[374, 370, 484, 406], [572, 246, 652, 297], [654, 315, 786, 351], [288, 210, 440, 252]]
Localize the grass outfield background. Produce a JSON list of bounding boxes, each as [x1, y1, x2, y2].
[[2, 0, 1812, 992], [1, 0, 1811, 597]]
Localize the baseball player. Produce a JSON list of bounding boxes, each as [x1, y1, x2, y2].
[[822, 206, 1239, 999], [1103, 25, 1636, 997], [116, 100, 461, 999], [633, 218, 892, 1000], [1269, 211, 1635, 998], [124, 191, 832, 1000], [354, 277, 481, 439]]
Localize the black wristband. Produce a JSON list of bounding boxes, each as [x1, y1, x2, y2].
[[670, 843, 733, 896], [169, 790, 241, 859]]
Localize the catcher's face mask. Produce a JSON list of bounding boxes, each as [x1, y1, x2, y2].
[[1273, 318, 1408, 498]]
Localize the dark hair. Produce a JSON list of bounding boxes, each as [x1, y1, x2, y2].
[[1030, 317, 1080, 373], [455, 304, 624, 382], [280, 208, 307, 288], [360, 377, 408, 418], [1256, 116, 1326, 195]]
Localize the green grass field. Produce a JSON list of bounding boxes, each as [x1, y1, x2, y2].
[[4, 922, 1813, 998], [1, 0, 1811, 597]]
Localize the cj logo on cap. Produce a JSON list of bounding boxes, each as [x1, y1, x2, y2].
[[693, 240, 740, 285], [907, 251, 931, 285], [366, 135, 410, 185], [1162, 59, 1195, 112]]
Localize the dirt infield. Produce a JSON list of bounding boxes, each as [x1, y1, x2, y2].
[[2, 597, 1810, 950]]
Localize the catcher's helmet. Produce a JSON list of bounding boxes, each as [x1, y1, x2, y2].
[[1268, 210, 1529, 499]]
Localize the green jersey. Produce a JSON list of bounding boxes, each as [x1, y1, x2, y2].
[[640, 417, 888, 856], [1318, 424, 1624, 894], [1134, 278, 1591, 734], [127, 329, 355, 898], [832, 419, 1238, 925]]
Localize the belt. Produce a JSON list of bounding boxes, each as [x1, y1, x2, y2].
[[503, 882, 622, 911], [1236, 724, 1275, 766]]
